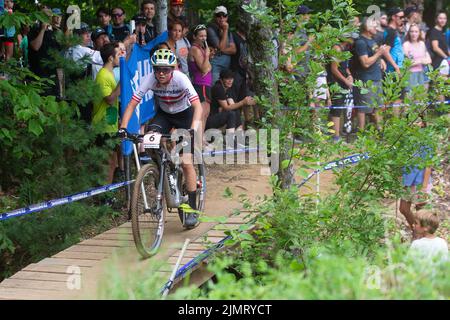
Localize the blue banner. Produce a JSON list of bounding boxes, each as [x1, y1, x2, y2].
[[120, 31, 168, 156]]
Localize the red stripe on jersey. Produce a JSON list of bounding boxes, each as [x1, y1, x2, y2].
[[132, 95, 141, 102], [189, 96, 200, 103]]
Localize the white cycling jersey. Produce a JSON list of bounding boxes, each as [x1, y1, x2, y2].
[[132, 70, 199, 114]]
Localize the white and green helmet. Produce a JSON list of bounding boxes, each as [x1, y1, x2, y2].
[[151, 49, 177, 68]]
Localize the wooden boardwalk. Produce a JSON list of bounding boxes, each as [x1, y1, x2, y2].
[[0, 165, 269, 300]]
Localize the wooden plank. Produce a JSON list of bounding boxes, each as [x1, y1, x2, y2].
[[22, 263, 88, 274], [175, 250, 203, 258], [191, 236, 225, 245], [78, 239, 135, 248], [38, 258, 98, 268], [0, 279, 68, 291], [172, 243, 206, 251], [103, 228, 133, 235], [167, 257, 196, 265], [64, 245, 117, 254], [0, 288, 63, 300], [93, 233, 134, 241], [10, 271, 71, 282], [205, 230, 228, 237], [53, 251, 108, 261]]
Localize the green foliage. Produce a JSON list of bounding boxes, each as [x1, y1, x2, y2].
[[97, 256, 167, 300], [0, 9, 122, 281], [173, 242, 449, 299]]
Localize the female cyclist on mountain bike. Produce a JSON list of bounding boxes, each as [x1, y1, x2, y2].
[[119, 49, 203, 228]]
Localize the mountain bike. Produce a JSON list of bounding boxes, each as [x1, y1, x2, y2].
[[122, 127, 206, 259]]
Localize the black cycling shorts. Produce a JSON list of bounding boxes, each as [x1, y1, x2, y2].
[[193, 84, 211, 104], [148, 107, 195, 155], [149, 107, 193, 134]]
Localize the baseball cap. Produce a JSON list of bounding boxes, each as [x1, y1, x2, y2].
[[296, 5, 312, 15], [133, 14, 147, 24], [74, 22, 91, 35], [214, 6, 228, 16], [387, 7, 403, 17], [52, 8, 62, 16], [91, 27, 108, 41]]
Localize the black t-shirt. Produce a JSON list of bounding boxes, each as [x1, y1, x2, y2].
[[427, 27, 449, 69], [111, 24, 130, 42], [352, 35, 382, 82], [326, 46, 350, 89], [28, 24, 62, 77], [211, 80, 239, 115]]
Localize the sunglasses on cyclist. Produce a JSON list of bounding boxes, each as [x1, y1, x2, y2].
[[112, 13, 124, 17], [215, 13, 228, 18], [154, 67, 174, 74]]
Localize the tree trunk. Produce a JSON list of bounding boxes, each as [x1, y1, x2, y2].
[[156, 0, 168, 33], [238, 0, 295, 189]]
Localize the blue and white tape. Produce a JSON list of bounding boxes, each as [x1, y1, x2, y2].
[[297, 153, 370, 188], [202, 147, 260, 157], [0, 180, 135, 222], [280, 99, 450, 111], [160, 235, 232, 294]]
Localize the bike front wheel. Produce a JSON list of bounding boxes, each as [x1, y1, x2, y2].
[[131, 163, 165, 259]]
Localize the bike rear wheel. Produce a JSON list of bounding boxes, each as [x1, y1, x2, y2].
[[131, 163, 165, 258]]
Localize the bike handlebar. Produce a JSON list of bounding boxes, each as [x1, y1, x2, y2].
[[118, 129, 195, 145]]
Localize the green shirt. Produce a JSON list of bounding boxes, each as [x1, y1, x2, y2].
[[92, 67, 119, 134], [20, 35, 28, 67]]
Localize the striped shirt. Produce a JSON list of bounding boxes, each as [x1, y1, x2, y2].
[[132, 70, 199, 114]]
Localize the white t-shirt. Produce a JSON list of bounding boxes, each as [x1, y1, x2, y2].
[[65, 45, 104, 80], [409, 237, 448, 260], [132, 70, 199, 114]]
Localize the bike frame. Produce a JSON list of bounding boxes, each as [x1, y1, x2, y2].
[[131, 136, 184, 213]]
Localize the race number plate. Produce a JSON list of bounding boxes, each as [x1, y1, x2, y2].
[[143, 132, 162, 149]]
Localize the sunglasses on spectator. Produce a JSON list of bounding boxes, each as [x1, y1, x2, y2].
[[215, 13, 228, 18], [154, 67, 174, 74], [112, 13, 124, 17], [194, 24, 207, 32]]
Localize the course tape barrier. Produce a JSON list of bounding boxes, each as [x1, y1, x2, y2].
[[0, 147, 262, 222], [280, 99, 450, 111], [160, 235, 232, 294], [297, 153, 370, 188], [0, 180, 135, 222], [202, 147, 261, 157]]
